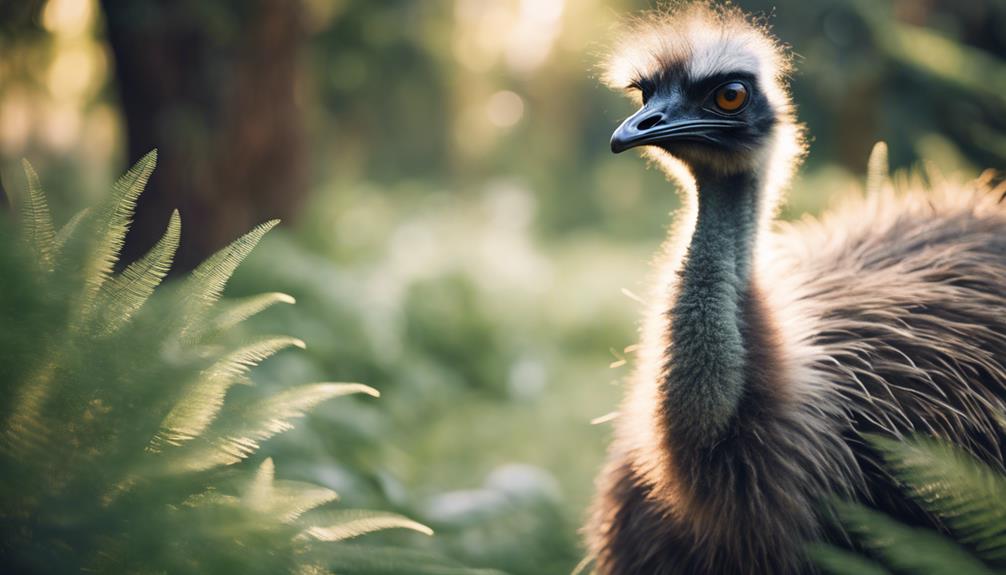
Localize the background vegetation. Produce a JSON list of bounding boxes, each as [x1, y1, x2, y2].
[[1, 0, 1005, 573]]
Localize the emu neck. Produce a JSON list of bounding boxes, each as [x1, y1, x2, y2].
[[664, 168, 763, 444]]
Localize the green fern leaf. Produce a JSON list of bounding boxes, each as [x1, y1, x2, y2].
[[268, 481, 341, 524], [833, 501, 992, 575], [246, 456, 278, 506], [53, 207, 91, 260], [2, 363, 57, 455], [302, 510, 434, 542], [18, 160, 57, 269], [95, 210, 181, 334], [865, 141, 889, 196], [231, 382, 379, 441], [181, 487, 240, 509], [79, 151, 157, 317], [245, 459, 339, 523], [315, 544, 503, 575], [179, 219, 279, 339], [153, 336, 305, 447], [211, 291, 296, 333], [162, 383, 379, 471], [2, 158, 453, 575], [808, 543, 894, 575], [207, 335, 306, 380], [871, 436, 1006, 563]]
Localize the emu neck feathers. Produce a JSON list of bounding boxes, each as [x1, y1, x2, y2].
[[663, 169, 763, 443]]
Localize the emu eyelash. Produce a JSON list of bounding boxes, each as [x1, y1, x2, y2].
[[626, 78, 655, 101]]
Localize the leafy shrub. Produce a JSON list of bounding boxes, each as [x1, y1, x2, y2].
[[0, 153, 493, 574], [812, 436, 1006, 575]]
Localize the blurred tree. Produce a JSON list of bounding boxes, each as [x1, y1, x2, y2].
[[100, 0, 308, 270], [0, 0, 44, 41]]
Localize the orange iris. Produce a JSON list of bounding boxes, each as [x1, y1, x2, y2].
[[715, 82, 748, 112]]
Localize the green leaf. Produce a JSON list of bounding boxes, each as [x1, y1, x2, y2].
[[18, 160, 56, 269], [809, 543, 893, 575], [153, 336, 305, 447], [233, 382, 379, 441], [245, 458, 338, 523], [313, 544, 502, 575], [2, 159, 469, 575], [301, 510, 434, 542], [95, 209, 181, 334], [833, 501, 993, 575], [79, 151, 158, 318], [246, 456, 278, 508], [270, 482, 340, 524], [889, 23, 1006, 107], [1, 363, 57, 456], [871, 436, 1006, 564], [53, 208, 91, 260], [161, 383, 379, 471], [211, 291, 296, 334], [179, 219, 279, 339]]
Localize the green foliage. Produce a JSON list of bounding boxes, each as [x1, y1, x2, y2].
[[811, 436, 1006, 575], [9, 1, 1006, 573], [228, 196, 630, 575], [18, 159, 57, 267], [0, 156, 478, 574]]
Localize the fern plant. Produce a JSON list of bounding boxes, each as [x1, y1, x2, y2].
[[0, 153, 488, 574], [811, 435, 1006, 575]]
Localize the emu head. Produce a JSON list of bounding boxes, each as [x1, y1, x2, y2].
[[604, 3, 799, 176]]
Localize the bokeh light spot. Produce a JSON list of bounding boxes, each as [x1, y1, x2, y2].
[[486, 90, 524, 128], [42, 0, 93, 37]]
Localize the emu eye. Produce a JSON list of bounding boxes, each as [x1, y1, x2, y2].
[[628, 80, 653, 104], [714, 82, 748, 113]]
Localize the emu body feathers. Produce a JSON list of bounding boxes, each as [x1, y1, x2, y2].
[[587, 4, 1006, 574]]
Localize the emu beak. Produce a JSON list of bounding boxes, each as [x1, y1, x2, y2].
[[610, 98, 744, 153]]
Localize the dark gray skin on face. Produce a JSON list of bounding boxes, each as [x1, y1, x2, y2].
[[610, 69, 778, 172]]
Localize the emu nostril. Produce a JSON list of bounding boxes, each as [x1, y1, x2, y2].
[[637, 114, 664, 131]]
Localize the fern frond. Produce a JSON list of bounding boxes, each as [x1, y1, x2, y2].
[[832, 502, 992, 575], [865, 141, 889, 197], [1, 363, 57, 456], [53, 207, 90, 260], [3, 157, 452, 575], [80, 151, 157, 316], [316, 544, 503, 575], [179, 219, 279, 339], [245, 459, 339, 523], [18, 160, 57, 269], [162, 383, 379, 471], [181, 486, 240, 508], [154, 336, 305, 447], [268, 482, 340, 524], [234, 382, 379, 440], [94, 210, 181, 334], [208, 335, 306, 380], [247, 456, 277, 509], [808, 544, 894, 575], [871, 436, 1006, 563], [211, 292, 297, 334], [302, 510, 434, 542]]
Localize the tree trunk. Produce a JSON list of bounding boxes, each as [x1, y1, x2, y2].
[[100, 0, 308, 271]]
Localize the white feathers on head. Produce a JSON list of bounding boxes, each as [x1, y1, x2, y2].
[[602, 2, 794, 117]]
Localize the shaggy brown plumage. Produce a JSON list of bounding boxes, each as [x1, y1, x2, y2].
[[586, 4, 1006, 574]]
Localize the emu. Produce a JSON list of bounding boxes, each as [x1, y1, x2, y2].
[[586, 4, 1006, 574]]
